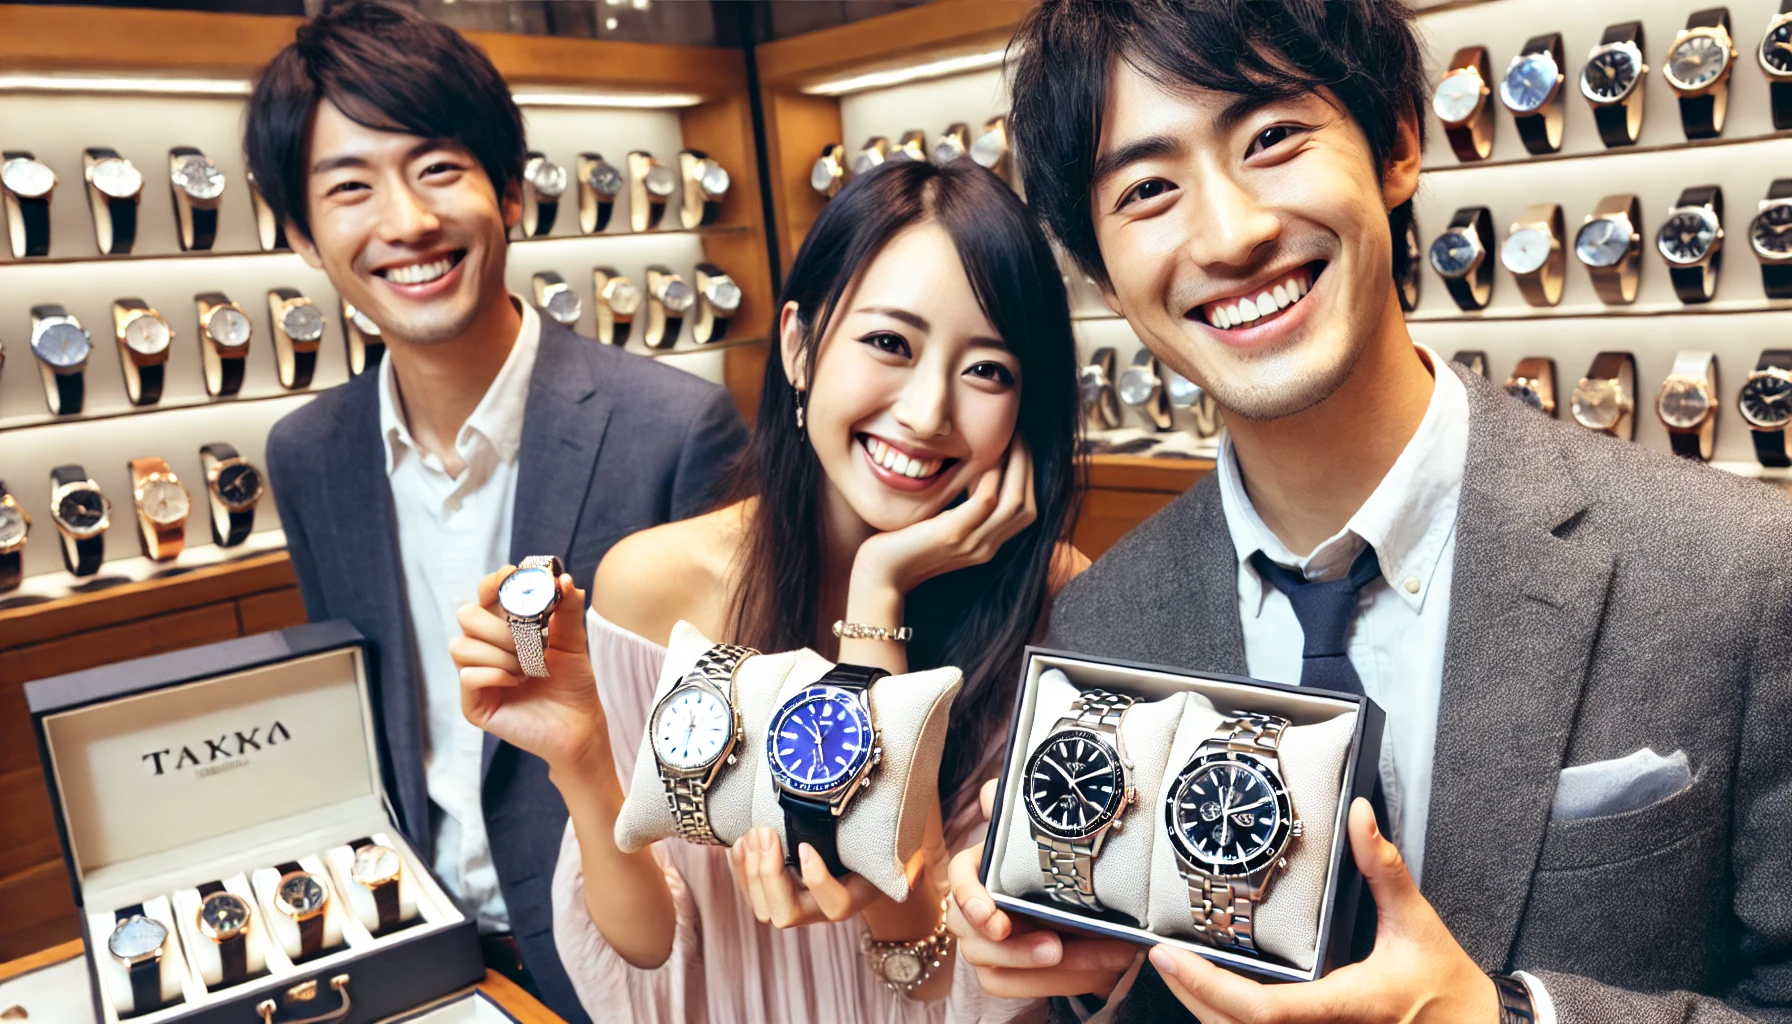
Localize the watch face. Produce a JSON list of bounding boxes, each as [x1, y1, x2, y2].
[[530, 160, 567, 199], [704, 278, 742, 314], [587, 162, 623, 198], [1752, 202, 1792, 261], [207, 307, 252, 348], [1506, 382, 1546, 412], [108, 915, 168, 961], [173, 156, 226, 200], [1164, 369, 1203, 409], [970, 130, 1006, 169], [1500, 227, 1552, 275], [698, 160, 731, 198], [56, 487, 107, 533], [137, 477, 190, 525], [1, 157, 55, 199], [766, 684, 875, 795], [1499, 53, 1559, 113], [124, 313, 172, 356], [659, 279, 695, 315], [1657, 210, 1718, 265], [1024, 727, 1122, 841], [1431, 70, 1484, 123], [498, 564, 558, 618], [1571, 379, 1624, 430], [215, 463, 263, 508], [34, 321, 92, 367], [1580, 47, 1639, 103], [851, 149, 885, 176], [651, 684, 733, 770], [351, 844, 402, 887], [1658, 377, 1713, 428], [884, 950, 923, 984], [0, 504, 27, 549], [277, 872, 328, 916], [281, 302, 326, 343], [349, 306, 382, 336], [544, 287, 582, 325], [810, 157, 840, 194], [644, 164, 678, 198], [1575, 216, 1634, 268], [1117, 366, 1158, 406], [605, 279, 642, 316], [1669, 33, 1730, 90], [933, 137, 965, 164], [1428, 230, 1480, 279], [1165, 753, 1292, 873], [1763, 20, 1792, 75], [90, 157, 143, 199], [198, 892, 251, 938], [1739, 372, 1792, 428]]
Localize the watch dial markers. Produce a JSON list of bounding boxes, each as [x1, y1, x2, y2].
[[1669, 34, 1729, 90], [1581, 49, 1638, 102], [1024, 728, 1122, 840], [1167, 757, 1288, 871], [1656, 210, 1717, 265], [1431, 71, 1483, 123], [651, 686, 732, 769], [767, 685, 875, 794], [1499, 54, 1558, 113]]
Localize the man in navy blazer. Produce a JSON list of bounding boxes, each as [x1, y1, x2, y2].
[[245, 4, 745, 1020]]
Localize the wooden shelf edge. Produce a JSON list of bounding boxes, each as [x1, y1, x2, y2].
[[755, 0, 1032, 89], [0, 551, 295, 651]]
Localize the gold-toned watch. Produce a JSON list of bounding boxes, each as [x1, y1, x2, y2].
[[594, 266, 640, 347], [1658, 350, 1720, 461], [268, 288, 325, 390], [272, 862, 331, 962], [169, 147, 225, 251], [577, 152, 623, 233], [0, 484, 31, 593], [629, 151, 678, 232], [932, 123, 970, 165], [521, 151, 566, 238], [195, 883, 252, 989], [1580, 22, 1648, 148], [347, 838, 404, 935], [196, 292, 253, 398], [1663, 8, 1737, 140], [129, 457, 189, 562], [852, 136, 890, 178], [693, 263, 740, 345], [1432, 45, 1495, 162], [679, 150, 729, 228], [811, 143, 846, 198], [83, 147, 143, 255], [246, 169, 288, 252], [200, 443, 263, 548], [532, 271, 582, 327], [1574, 194, 1643, 305], [891, 130, 927, 163], [48, 465, 109, 578], [645, 265, 694, 350], [1569, 351, 1637, 439], [1504, 356, 1557, 416], [970, 116, 1012, 182], [342, 300, 384, 377], [112, 299, 173, 407], [1500, 203, 1565, 307], [1, 151, 56, 258]]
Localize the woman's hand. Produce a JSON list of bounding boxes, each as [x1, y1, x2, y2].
[[452, 567, 607, 778], [727, 826, 888, 928]]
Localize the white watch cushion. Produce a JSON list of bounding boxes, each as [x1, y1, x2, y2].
[[171, 874, 269, 988], [323, 832, 422, 938], [90, 896, 186, 1017], [250, 855, 347, 963]]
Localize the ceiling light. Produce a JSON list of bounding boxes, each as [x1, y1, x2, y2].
[[802, 49, 1005, 97], [0, 74, 251, 97], [510, 89, 702, 109]]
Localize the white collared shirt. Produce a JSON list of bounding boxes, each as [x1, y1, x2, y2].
[[380, 298, 540, 933]]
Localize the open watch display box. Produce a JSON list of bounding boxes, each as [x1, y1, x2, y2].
[[24, 621, 483, 1023], [980, 648, 1386, 982]]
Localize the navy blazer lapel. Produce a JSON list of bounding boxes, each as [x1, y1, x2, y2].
[[1420, 366, 1613, 970]]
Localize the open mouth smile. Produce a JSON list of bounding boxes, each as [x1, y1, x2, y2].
[[374, 250, 467, 287], [858, 433, 957, 488], [1192, 262, 1324, 331]]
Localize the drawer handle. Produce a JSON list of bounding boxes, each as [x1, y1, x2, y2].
[[257, 973, 351, 1024]]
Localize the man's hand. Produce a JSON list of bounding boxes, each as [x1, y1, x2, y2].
[[946, 779, 1140, 999], [1149, 798, 1500, 1024]]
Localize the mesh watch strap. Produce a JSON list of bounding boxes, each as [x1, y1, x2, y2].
[[659, 643, 757, 844], [509, 555, 560, 677]]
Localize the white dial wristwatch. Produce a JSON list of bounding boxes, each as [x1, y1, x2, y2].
[[693, 263, 741, 345], [1, 151, 56, 258], [532, 271, 583, 327], [521, 151, 567, 238], [679, 149, 730, 228], [645, 265, 694, 349], [650, 643, 758, 844], [169, 146, 225, 251], [577, 153, 623, 234], [594, 266, 640, 347], [83, 147, 143, 255], [498, 556, 564, 677]]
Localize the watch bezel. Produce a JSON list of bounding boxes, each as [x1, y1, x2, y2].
[[1427, 228, 1484, 280], [1, 156, 56, 199], [205, 305, 254, 348], [643, 163, 679, 199], [1663, 27, 1736, 95], [122, 311, 174, 356], [1430, 66, 1488, 126], [1738, 368, 1792, 428], [0, 497, 30, 553], [1569, 377, 1630, 431], [87, 156, 144, 200], [1655, 206, 1722, 266], [209, 459, 265, 513], [274, 870, 331, 921], [1749, 200, 1792, 262], [1497, 50, 1563, 114], [1760, 13, 1792, 79], [134, 472, 192, 527], [1023, 725, 1126, 842], [658, 277, 696, 315], [33, 318, 93, 368], [766, 683, 877, 798], [1573, 214, 1638, 269], [526, 157, 568, 199], [1164, 748, 1295, 878], [1499, 225, 1555, 276], [196, 890, 253, 942], [498, 564, 561, 620], [108, 913, 169, 963], [1117, 365, 1161, 407], [543, 285, 583, 325], [350, 843, 404, 889], [650, 677, 739, 776], [280, 300, 326, 344], [173, 155, 226, 202], [1578, 41, 1644, 105], [50, 481, 111, 539], [602, 277, 642, 316]]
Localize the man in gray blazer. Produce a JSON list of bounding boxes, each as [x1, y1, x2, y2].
[[246, 5, 745, 1021], [947, 3, 1792, 1022]]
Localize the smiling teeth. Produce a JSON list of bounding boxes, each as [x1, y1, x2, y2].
[[1202, 267, 1313, 330], [383, 256, 456, 286], [864, 436, 944, 479]]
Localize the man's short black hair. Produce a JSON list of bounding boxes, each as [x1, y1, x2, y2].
[[1008, 0, 1430, 288], [244, 0, 525, 243]]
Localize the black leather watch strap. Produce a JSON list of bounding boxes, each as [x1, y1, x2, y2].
[[1750, 349, 1792, 467], [777, 664, 888, 876], [1443, 206, 1495, 311], [199, 444, 255, 547], [85, 147, 138, 255], [1491, 973, 1537, 1024], [348, 837, 402, 933], [50, 369, 84, 416], [1668, 185, 1724, 304], [1591, 22, 1645, 148], [116, 905, 164, 1016], [196, 881, 247, 986], [1677, 9, 1732, 140], [1774, 1, 1792, 131], [276, 861, 323, 960], [1512, 33, 1565, 155], [3, 151, 51, 257], [50, 464, 103, 576], [1762, 180, 1792, 300]]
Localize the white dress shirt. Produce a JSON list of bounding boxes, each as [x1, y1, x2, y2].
[[380, 298, 540, 933]]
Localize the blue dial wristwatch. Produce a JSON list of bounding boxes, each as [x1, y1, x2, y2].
[[767, 663, 887, 876]]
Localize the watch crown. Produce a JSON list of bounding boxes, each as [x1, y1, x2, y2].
[[1290, 818, 1304, 837], [726, 754, 737, 765], [1110, 817, 1123, 832]]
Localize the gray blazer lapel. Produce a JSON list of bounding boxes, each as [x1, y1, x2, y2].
[[1153, 478, 1249, 674], [1420, 366, 1614, 970]]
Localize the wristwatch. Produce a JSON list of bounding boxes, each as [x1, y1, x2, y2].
[[196, 292, 254, 397], [932, 123, 971, 165], [1024, 688, 1138, 912], [645, 265, 694, 350], [1165, 712, 1303, 954], [1750, 179, 1792, 299], [1452, 350, 1489, 378], [1492, 973, 1539, 1024], [169, 147, 225, 251], [1663, 8, 1737, 140], [347, 838, 404, 936], [577, 153, 623, 234], [1080, 347, 1122, 430], [693, 263, 741, 345], [1498, 33, 1566, 155], [342, 301, 384, 377], [1505, 357, 1557, 416], [1762, 2, 1792, 129], [1429, 206, 1494, 311], [521, 152, 566, 238], [629, 151, 679, 232], [1396, 211, 1422, 312], [1657, 350, 1720, 461], [1738, 349, 1792, 467], [247, 170, 288, 252], [49, 466, 109, 577], [268, 288, 325, 390], [651, 642, 758, 844], [1574, 194, 1643, 304], [1580, 22, 1648, 148], [31, 304, 93, 415], [1569, 351, 1637, 440], [891, 130, 928, 163], [811, 144, 847, 199], [272, 862, 331, 962], [1657, 186, 1725, 304], [679, 150, 729, 228], [129, 457, 189, 562], [970, 116, 1012, 182], [768, 663, 887, 876], [1118, 348, 1172, 431], [1500, 203, 1565, 307], [1431, 46, 1495, 162], [862, 899, 954, 997], [532, 271, 582, 327], [200, 443, 263, 548], [1164, 368, 1222, 437], [1, 151, 55, 258], [113, 300, 173, 406], [498, 555, 563, 677], [194, 882, 252, 988], [852, 137, 890, 178], [594, 267, 640, 347], [108, 906, 169, 1015], [83, 148, 142, 255], [0, 483, 29, 593]]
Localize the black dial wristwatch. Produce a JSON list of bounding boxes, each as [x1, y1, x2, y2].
[[1657, 186, 1725, 304], [1498, 33, 1566, 155], [1504, 356, 1557, 416], [693, 262, 741, 345], [113, 299, 174, 406], [1, 151, 56, 258], [532, 271, 583, 327], [200, 443, 264, 547], [1118, 348, 1172, 431], [1024, 688, 1138, 912], [0, 482, 29, 593], [273, 862, 331, 962], [629, 151, 678, 232], [1750, 179, 1792, 299], [197, 292, 254, 397], [1663, 8, 1737, 140], [348, 838, 404, 935], [247, 170, 288, 252], [342, 301, 384, 377], [1432, 46, 1494, 162], [521, 151, 566, 238], [129, 457, 190, 562], [1081, 347, 1122, 430], [109, 906, 169, 1015], [268, 288, 325, 390], [768, 663, 888, 877], [1570, 351, 1637, 440], [577, 153, 623, 233], [1428, 206, 1494, 311], [49, 465, 108, 577], [594, 266, 640, 347], [1738, 349, 1792, 467], [31, 304, 93, 415], [1762, 2, 1792, 129], [645, 265, 694, 349], [83, 147, 143, 255], [679, 149, 729, 228], [1574, 194, 1643, 305], [169, 147, 225, 251], [1581, 22, 1648, 147], [1657, 350, 1720, 461], [195, 881, 252, 988]]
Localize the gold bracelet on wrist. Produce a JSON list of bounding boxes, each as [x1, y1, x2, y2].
[[833, 619, 913, 643]]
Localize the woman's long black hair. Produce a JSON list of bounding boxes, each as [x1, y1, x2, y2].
[[725, 158, 1081, 825]]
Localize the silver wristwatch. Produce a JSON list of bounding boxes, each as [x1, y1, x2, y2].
[[1164, 713, 1302, 954], [649, 642, 757, 844], [861, 897, 954, 997], [1023, 689, 1138, 912], [497, 556, 564, 677]]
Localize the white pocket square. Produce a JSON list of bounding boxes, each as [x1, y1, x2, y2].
[[1551, 748, 1692, 822]]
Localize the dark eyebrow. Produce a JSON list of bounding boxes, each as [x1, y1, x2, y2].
[[311, 138, 454, 177], [857, 306, 1007, 350], [1091, 133, 1180, 191]]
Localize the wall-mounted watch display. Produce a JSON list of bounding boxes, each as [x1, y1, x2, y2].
[[521, 151, 566, 238], [1433, 45, 1494, 163], [1663, 8, 1737, 140], [1749, 179, 1792, 299], [891, 130, 927, 163], [629, 150, 678, 232], [168, 146, 225, 252], [31, 304, 91, 416], [0, 483, 30, 593], [645, 264, 694, 349], [532, 271, 582, 327], [113, 298, 173, 407], [2, 150, 56, 258], [1569, 351, 1637, 440], [1118, 348, 1172, 431], [1657, 185, 1724, 304], [812, 143, 846, 198], [692, 262, 740, 345], [1396, 211, 1422, 312], [577, 152, 623, 233], [200, 443, 263, 548], [246, 169, 288, 252], [1080, 347, 1121, 431], [342, 300, 384, 377], [49, 465, 109, 577], [1762, 1, 1792, 129], [1581, 22, 1647, 148], [932, 123, 970, 165], [82, 147, 143, 255], [594, 266, 639, 347], [1739, 348, 1792, 466], [1658, 349, 1720, 460], [679, 149, 729, 229], [196, 292, 253, 398], [1574, 194, 1643, 305], [852, 136, 890, 178], [970, 116, 1011, 182], [1500, 202, 1565, 307], [268, 288, 325, 390], [1429, 206, 1493, 311], [128, 457, 189, 562], [1504, 356, 1557, 416], [1499, 33, 1566, 155], [1164, 367, 1222, 438]]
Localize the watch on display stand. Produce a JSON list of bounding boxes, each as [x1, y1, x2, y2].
[[113, 299, 174, 407], [891, 130, 928, 163], [348, 838, 405, 935], [1657, 350, 1720, 461], [1429, 206, 1493, 311], [1749, 179, 1792, 299], [1657, 185, 1724, 305], [768, 663, 887, 877], [1431, 45, 1493, 163], [48, 465, 109, 578], [1498, 33, 1565, 155], [1504, 356, 1557, 417], [521, 151, 567, 238], [811, 143, 847, 198], [1580, 22, 1648, 148], [693, 262, 740, 345], [108, 906, 170, 1016], [1452, 350, 1489, 379], [532, 271, 583, 327], [629, 151, 678, 232], [272, 862, 332, 962], [197, 292, 254, 397], [31, 304, 93, 415], [129, 457, 190, 562], [1574, 194, 1643, 305], [247, 170, 289, 252], [852, 136, 890, 178], [1663, 8, 1737, 140], [1164, 368, 1222, 438], [594, 266, 640, 347], [679, 149, 730, 228], [83, 147, 143, 255], [0, 483, 31, 594], [1118, 348, 1172, 431], [195, 882, 253, 989], [1080, 347, 1121, 431], [578, 152, 623, 233], [645, 265, 694, 349], [1023, 689, 1137, 913], [1737, 349, 1792, 468], [268, 288, 326, 390], [168, 146, 225, 251], [343, 300, 384, 377], [970, 116, 1011, 183], [932, 123, 970, 164], [1569, 351, 1637, 440], [1499, 203, 1565, 308], [650, 643, 757, 844], [1, 150, 56, 258], [1762, 1, 1792, 129], [200, 443, 264, 548]]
